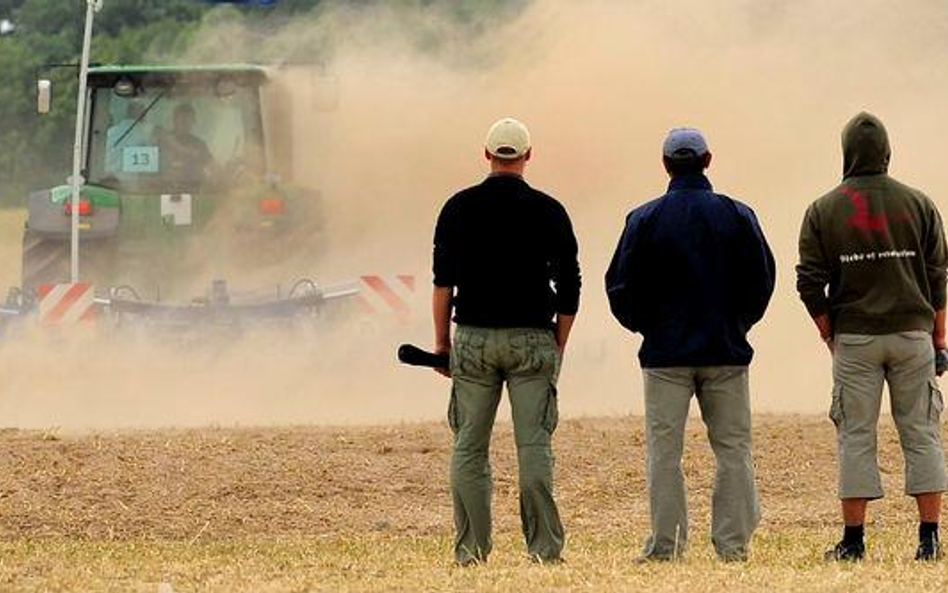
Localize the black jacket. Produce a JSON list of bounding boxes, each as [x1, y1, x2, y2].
[[433, 174, 581, 328]]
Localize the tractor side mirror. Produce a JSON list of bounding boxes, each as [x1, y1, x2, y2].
[[37, 79, 51, 114]]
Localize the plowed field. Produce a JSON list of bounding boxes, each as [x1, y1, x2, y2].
[[2, 416, 946, 592]]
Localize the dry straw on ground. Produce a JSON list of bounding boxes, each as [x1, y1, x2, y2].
[[1, 416, 946, 592]]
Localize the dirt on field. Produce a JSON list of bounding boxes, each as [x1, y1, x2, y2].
[[0, 415, 921, 543]]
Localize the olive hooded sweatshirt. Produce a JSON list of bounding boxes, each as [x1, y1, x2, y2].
[[796, 112, 947, 334]]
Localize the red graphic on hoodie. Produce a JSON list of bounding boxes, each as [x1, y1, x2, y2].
[[843, 186, 888, 236]]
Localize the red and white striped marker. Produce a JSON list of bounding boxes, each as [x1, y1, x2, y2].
[[358, 275, 416, 318], [37, 283, 98, 325]]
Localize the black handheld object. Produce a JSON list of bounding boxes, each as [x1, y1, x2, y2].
[[937, 349, 948, 377], [398, 344, 450, 369]]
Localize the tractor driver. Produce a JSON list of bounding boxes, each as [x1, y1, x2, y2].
[[156, 102, 216, 186]]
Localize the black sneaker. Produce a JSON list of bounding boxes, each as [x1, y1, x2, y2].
[[915, 538, 942, 561], [824, 540, 865, 562]]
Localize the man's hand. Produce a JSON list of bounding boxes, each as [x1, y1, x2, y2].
[[555, 314, 575, 357], [934, 333, 946, 351], [933, 309, 946, 375], [432, 286, 454, 379], [812, 313, 834, 355], [434, 344, 451, 378], [936, 349, 948, 377], [933, 307, 946, 350]]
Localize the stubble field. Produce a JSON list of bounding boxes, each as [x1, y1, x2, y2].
[[1, 415, 947, 592]]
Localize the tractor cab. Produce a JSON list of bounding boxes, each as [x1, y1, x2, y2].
[[86, 65, 268, 193], [22, 64, 318, 302]]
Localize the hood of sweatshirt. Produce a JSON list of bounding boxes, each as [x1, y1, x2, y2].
[[842, 112, 890, 178]]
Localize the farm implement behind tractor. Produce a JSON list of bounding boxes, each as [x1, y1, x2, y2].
[[0, 274, 419, 343]]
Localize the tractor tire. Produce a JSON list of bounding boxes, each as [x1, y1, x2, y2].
[[21, 227, 69, 295]]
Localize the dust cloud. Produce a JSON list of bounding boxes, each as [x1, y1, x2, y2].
[[3, 0, 948, 429]]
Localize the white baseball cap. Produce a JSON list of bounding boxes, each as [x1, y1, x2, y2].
[[485, 117, 531, 160], [663, 127, 709, 158]]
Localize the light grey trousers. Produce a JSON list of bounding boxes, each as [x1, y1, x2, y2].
[[831, 331, 947, 499], [642, 366, 760, 559]]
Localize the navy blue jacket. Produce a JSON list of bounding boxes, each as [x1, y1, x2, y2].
[[605, 173, 775, 368]]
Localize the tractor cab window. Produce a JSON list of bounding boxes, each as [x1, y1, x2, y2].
[[89, 80, 262, 192]]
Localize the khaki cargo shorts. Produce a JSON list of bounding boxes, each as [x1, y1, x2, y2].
[[831, 331, 947, 499]]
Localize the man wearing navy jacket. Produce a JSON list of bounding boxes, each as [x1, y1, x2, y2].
[[606, 128, 775, 562]]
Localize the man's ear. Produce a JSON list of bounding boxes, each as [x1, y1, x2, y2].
[[524, 148, 532, 162], [484, 148, 493, 162], [662, 156, 673, 176], [703, 152, 713, 169]]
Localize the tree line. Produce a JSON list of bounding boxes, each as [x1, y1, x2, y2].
[[0, 0, 517, 207]]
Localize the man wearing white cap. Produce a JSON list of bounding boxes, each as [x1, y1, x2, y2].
[[432, 117, 581, 565], [606, 128, 775, 561]]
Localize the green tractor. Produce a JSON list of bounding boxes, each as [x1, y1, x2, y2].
[[21, 64, 343, 321]]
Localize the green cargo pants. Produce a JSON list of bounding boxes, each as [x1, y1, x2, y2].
[[448, 325, 564, 564]]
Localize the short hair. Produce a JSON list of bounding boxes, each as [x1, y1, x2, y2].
[[663, 153, 707, 176]]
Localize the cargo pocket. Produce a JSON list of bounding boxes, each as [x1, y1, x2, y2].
[[447, 387, 460, 434], [542, 383, 559, 434], [829, 384, 844, 428], [453, 330, 487, 377], [928, 378, 944, 422]]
